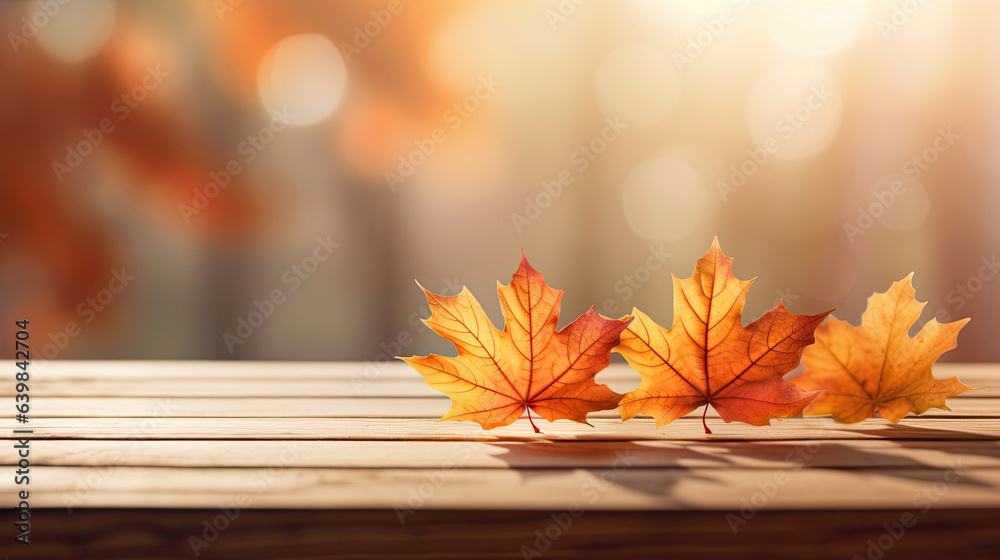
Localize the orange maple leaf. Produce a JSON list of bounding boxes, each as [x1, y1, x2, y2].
[[401, 253, 633, 432], [616, 238, 832, 433], [793, 274, 971, 423]]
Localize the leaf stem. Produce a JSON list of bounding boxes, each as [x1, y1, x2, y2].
[[702, 405, 712, 435], [526, 408, 541, 434]]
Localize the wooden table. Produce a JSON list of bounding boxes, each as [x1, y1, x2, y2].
[[2, 361, 999, 559]]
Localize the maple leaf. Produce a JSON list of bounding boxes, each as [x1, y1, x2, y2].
[[616, 238, 832, 433], [401, 253, 632, 432], [793, 274, 971, 423]]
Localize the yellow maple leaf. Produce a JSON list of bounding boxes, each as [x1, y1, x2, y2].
[[794, 274, 972, 423]]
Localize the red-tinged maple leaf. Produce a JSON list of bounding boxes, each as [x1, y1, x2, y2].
[[794, 274, 972, 423], [401, 253, 632, 432], [616, 238, 833, 433]]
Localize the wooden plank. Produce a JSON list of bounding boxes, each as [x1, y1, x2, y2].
[[5, 375, 997, 398], [8, 359, 999, 558], [1, 379, 440, 398], [25, 361, 999, 384], [14, 509, 1000, 560], [23, 396, 1000, 419], [0, 377, 982, 398], [2, 417, 998, 441], [26, 360, 361, 380], [2, 465, 996, 510], [10, 439, 1000, 469], [8, 360, 996, 397]]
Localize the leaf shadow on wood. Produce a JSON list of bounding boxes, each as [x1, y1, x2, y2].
[[866, 421, 996, 440], [485, 426, 997, 500], [705, 440, 996, 487], [484, 441, 717, 501], [861, 423, 1000, 485]]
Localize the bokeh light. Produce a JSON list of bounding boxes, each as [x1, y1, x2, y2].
[[35, 0, 115, 62], [258, 34, 347, 126], [3, 0, 997, 363], [745, 62, 843, 160], [764, 1, 867, 57]]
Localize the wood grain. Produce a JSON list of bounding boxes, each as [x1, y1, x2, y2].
[[3, 416, 1000, 441], [13, 509, 1000, 560], [7, 361, 995, 397], [22, 360, 997, 382], [8, 360, 999, 558], [10, 439, 1000, 469], [4, 465, 998, 510], [21, 396, 1000, 418]]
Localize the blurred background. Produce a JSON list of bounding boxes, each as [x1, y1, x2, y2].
[[1, 0, 998, 364]]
